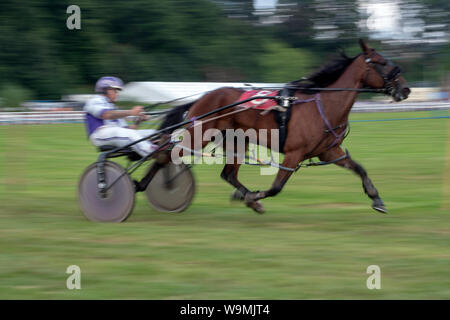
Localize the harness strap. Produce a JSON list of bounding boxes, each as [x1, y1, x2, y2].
[[274, 87, 296, 152], [275, 149, 350, 172], [293, 93, 347, 150], [304, 149, 349, 167]]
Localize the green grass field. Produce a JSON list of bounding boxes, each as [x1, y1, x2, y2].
[[0, 111, 449, 299]]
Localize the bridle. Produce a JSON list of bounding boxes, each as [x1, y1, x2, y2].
[[363, 51, 402, 96], [270, 52, 403, 95]]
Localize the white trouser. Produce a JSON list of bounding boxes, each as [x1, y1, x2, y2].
[[90, 125, 158, 157]]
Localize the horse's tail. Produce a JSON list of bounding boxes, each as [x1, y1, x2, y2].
[[158, 100, 197, 132]]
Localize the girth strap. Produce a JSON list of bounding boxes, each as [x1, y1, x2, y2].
[[273, 106, 292, 153], [273, 86, 296, 152]]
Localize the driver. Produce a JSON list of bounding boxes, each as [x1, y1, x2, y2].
[[84, 76, 158, 157]]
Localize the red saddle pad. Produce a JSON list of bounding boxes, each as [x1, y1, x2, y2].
[[237, 90, 279, 110]]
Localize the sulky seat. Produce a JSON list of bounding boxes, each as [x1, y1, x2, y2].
[[97, 145, 142, 161]]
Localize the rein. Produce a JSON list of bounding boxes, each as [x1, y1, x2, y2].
[[246, 85, 389, 94], [143, 89, 214, 111], [142, 86, 388, 113]]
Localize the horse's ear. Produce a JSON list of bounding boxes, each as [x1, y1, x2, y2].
[[359, 39, 370, 53]]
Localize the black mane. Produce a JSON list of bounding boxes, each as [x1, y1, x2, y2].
[[291, 53, 358, 91]]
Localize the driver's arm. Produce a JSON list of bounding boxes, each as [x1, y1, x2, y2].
[[101, 106, 144, 120]]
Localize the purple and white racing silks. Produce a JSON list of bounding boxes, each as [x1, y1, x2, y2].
[[83, 95, 157, 157], [84, 95, 127, 136]]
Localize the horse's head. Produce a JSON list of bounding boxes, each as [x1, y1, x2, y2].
[[359, 39, 411, 102]]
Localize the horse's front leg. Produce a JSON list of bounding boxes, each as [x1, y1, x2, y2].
[[244, 151, 304, 213], [319, 147, 387, 213]]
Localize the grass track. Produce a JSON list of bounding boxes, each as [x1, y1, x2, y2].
[[0, 111, 449, 299]]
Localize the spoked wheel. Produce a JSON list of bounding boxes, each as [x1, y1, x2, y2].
[[78, 161, 135, 222], [145, 162, 195, 213]]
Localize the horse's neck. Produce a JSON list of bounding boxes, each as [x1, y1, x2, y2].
[[325, 56, 366, 123]]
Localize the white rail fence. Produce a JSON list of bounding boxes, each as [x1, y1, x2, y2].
[[1, 111, 85, 125], [1, 101, 449, 125]]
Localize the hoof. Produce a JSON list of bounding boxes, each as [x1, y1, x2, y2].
[[244, 191, 265, 214], [372, 205, 388, 214], [372, 199, 387, 214], [230, 189, 245, 202], [246, 200, 265, 214]]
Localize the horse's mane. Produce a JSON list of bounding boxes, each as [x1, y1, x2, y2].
[[290, 52, 359, 91]]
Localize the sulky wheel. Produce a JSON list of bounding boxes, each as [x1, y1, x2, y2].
[[78, 161, 135, 222], [145, 162, 195, 213]]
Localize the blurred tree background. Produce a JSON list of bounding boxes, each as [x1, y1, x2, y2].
[[0, 0, 448, 101]]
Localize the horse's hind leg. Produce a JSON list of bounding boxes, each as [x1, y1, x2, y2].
[[244, 151, 304, 213], [220, 163, 248, 201], [319, 147, 387, 213], [220, 163, 266, 213]]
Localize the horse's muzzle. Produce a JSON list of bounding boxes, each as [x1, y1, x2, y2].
[[393, 87, 411, 102]]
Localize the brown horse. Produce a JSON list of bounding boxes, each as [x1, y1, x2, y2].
[[162, 39, 410, 214]]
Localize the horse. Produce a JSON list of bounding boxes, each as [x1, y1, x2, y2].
[[160, 39, 411, 214]]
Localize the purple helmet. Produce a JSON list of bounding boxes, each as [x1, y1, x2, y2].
[[95, 76, 124, 93]]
